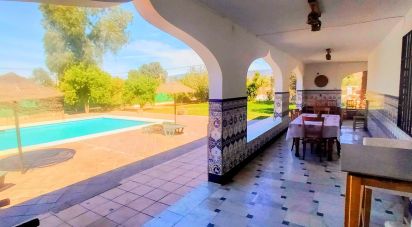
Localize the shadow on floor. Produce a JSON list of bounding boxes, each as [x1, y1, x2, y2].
[[0, 183, 15, 192], [0, 148, 75, 172]]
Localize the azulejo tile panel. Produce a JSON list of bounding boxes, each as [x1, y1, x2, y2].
[[366, 91, 411, 140], [208, 102, 223, 175], [209, 96, 290, 181], [208, 97, 247, 176], [274, 92, 290, 119], [246, 120, 289, 155], [300, 90, 342, 107], [296, 90, 303, 109]]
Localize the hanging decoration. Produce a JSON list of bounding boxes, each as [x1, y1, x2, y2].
[[307, 0, 322, 31]]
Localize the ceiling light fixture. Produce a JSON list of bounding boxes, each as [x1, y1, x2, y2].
[[326, 48, 332, 60], [307, 0, 321, 32]]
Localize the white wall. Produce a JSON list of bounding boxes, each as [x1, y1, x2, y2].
[[135, 0, 303, 99], [303, 62, 367, 90], [368, 8, 412, 96]]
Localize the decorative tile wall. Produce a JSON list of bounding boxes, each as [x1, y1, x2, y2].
[[208, 96, 290, 183], [300, 90, 342, 107], [274, 92, 289, 119], [208, 97, 247, 177], [367, 91, 411, 140], [296, 90, 303, 110], [246, 119, 289, 155]]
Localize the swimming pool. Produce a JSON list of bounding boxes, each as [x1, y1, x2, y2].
[[0, 117, 151, 151]]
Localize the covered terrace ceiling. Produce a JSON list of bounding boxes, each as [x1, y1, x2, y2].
[[198, 0, 412, 63]]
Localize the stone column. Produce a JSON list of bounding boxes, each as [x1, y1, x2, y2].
[[274, 92, 290, 120], [208, 97, 247, 183]]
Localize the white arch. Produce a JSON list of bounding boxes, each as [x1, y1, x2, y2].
[[133, 0, 223, 98], [263, 51, 283, 93], [292, 66, 304, 91]]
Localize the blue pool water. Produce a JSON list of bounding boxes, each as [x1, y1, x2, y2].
[[0, 117, 150, 151]]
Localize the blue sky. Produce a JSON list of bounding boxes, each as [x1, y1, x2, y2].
[[0, 1, 271, 78]]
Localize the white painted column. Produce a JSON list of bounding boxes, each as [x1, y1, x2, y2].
[[135, 0, 302, 183]]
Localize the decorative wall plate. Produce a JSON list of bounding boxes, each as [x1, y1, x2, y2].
[[314, 74, 328, 87]]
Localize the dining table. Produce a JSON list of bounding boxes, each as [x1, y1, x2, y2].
[[286, 113, 341, 160]]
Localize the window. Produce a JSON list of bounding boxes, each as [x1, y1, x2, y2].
[[397, 30, 412, 136]]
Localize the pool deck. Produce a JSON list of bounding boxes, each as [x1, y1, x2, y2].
[[0, 115, 166, 156], [0, 111, 208, 210], [4, 120, 402, 227]]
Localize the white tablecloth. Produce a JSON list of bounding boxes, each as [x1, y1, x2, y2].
[[286, 114, 341, 140]]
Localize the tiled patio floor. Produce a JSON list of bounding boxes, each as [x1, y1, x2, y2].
[[7, 121, 407, 226], [144, 121, 405, 227], [0, 111, 207, 209], [29, 145, 208, 227]]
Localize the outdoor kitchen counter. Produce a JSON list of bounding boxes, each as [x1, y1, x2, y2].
[[340, 144, 412, 227]]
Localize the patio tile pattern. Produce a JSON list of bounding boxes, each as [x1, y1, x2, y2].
[[145, 121, 406, 227], [0, 128, 206, 226], [27, 145, 207, 227], [3, 121, 407, 226], [0, 112, 208, 210]]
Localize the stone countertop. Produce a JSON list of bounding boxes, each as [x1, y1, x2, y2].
[[341, 144, 412, 182]]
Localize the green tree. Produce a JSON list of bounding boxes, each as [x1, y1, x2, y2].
[[39, 5, 133, 78], [289, 72, 297, 104], [342, 74, 362, 87], [60, 63, 112, 113], [259, 75, 273, 101], [110, 77, 125, 108], [31, 68, 54, 87], [138, 62, 167, 83], [180, 68, 209, 102], [124, 71, 158, 109], [247, 72, 266, 101]]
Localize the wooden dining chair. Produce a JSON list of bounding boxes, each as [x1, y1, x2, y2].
[[327, 100, 337, 107], [290, 109, 300, 120], [346, 99, 357, 109], [314, 106, 330, 115], [353, 100, 369, 130], [289, 109, 301, 151], [343, 99, 357, 120], [315, 100, 327, 107], [328, 106, 339, 115], [302, 116, 326, 161], [302, 106, 314, 113]]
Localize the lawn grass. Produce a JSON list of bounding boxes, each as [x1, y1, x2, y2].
[[247, 101, 274, 120], [144, 101, 274, 120]]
